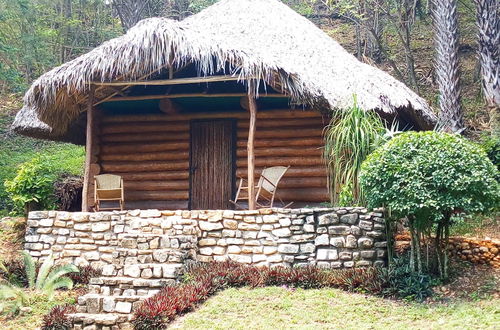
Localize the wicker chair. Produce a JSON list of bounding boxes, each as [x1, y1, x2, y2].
[[94, 174, 124, 211], [231, 166, 293, 209]]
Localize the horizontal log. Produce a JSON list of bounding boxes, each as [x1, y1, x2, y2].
[[237, 156, 325, 167], [237, 137, 324, 148], [274, 188, 329, 203], [100, 132, 189, 143], [100, 151, 189, 162], [93, 75, 246, 86], [123, 200, 188, 210], [236, 166, 327, 178], [100, 141, 189, 154], [238, 118, 325, 129], [237, 128, 322, 139], [101, 161, 189, 173], [126, 190, 189, 201], [236, 147, 321, 158], [279, 177, 327, 188], [126, 181, 189, 191], [100, 122, 189, 134], [101, 109, 322, 124], [117, 171, 189, 181]]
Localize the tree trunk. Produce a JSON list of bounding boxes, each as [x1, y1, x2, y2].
[[474, 0, 500, 127], [432, 0, 464, 132]]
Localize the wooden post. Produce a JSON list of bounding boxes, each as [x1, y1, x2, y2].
[[82, 86, 95, 212], [247, 89, 258, 210]]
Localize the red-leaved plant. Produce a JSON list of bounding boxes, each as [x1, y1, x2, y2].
[[132, 262, 386, 330], [41, 304, 76, 330]]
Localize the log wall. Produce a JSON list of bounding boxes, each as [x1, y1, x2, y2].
[[93, 109, 329, 209]]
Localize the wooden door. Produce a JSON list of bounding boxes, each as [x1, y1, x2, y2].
[[189, 119, 235, 209]]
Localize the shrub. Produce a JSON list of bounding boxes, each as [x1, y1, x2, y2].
[[41, 304, 76, 330], [68, 265, 101, 285], [479, 133, 499, 173], [360, 131, 499, 279], [4, 154, 56, 215]]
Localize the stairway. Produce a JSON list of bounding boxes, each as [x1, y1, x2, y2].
[[69, 232, 197, 329]]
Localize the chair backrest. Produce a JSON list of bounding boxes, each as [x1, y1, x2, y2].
[[258, 166, 289, 193], [95, 174, 122, 189]]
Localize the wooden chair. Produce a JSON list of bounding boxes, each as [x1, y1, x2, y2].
[[231, 166, 293, 209], [94, 174, 124, 211]]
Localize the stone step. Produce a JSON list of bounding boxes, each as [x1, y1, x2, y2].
[[69, 312, 133, 329], [77, 294, 153, 314], [102, 263, 183, 278]]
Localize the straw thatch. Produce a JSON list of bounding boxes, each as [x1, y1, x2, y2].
[[13, 0, 436, 143]]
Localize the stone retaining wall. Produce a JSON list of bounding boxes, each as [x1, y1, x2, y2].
[[25, 207, 387, 269]]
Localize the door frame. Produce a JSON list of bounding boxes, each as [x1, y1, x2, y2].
[[188, 118, 237, 210]]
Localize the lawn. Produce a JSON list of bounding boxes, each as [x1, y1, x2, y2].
[[172, 287, 499, 330]]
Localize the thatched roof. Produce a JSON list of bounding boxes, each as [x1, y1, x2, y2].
[[13, 0, 436, 143]]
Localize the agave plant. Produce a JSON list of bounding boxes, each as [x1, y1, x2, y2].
[[0, 252, 79, 315]]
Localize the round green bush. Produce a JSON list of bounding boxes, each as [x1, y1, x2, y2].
[[360, 131, 499, 220]]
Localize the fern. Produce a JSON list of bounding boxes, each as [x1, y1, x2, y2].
[[35, 254, 54, 290], [22, 251, 36, 288]]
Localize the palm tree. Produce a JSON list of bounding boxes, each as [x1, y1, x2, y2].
[[474, 0, 499, 128], [432, 0, 464, 133]]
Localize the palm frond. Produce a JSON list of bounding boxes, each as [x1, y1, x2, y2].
[[43, 264, 78, 291], [35, 254, 54, 290], [21, 251, 36, 288], [43, 277, 74, 300]]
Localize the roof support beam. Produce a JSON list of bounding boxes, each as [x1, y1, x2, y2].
[[82, 86, 95, 212], [95, 93, 288, 104], [91, 75, 246, 87], [247, 87, 258, 210]]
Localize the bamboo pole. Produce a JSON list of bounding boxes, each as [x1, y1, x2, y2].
[[247, 90, 257, 210], [82, 85, 95, 211]]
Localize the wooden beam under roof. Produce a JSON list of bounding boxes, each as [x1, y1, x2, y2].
[[91, 75, 248, 87], [95, 92, 288, 104]]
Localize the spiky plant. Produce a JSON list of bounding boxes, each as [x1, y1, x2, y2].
[[0, 252, 79, 315], [432, 0, 464, 133], [474, 0, 499, 129], [323, 97, 385, 205]]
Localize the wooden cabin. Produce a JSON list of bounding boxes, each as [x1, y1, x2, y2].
[[12, 0, 436, 211]]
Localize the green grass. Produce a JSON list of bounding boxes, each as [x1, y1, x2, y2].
[[0, 290, 77, 330], [173, 287, 499, 330]]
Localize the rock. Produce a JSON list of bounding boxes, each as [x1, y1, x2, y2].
[[115, 301, 132, 314], [199, 247, 213, 255], [318, 213, 338, 225], [345, 235, 358, 248], [339, 251, 352, 260], [278, 244, 299, 254], [328, 226, 351, 235], [360, 250, 376, 259], [303, 224, 315, 233], [300, 243, 315, 253], [123, 265, 141, 278], [228, 254, 252, 263], [314, 234, 329, 246], [263, 246, 277, 255], [199, 238, 217, 246], [74, 223, 92, 231], [39, 219, 54, 227], [340, 214, 358, 224], [92, 222, 111, 232], [199, 221, 223, 231], [223, 220, 238, 229], [279, 218, 291, 226], [102, 297, 115, 312], [141, 269, 153, 279], [317, 249, 338, 260], [330, 237, 345, 247], [272, 228, 292, 237], [358, 237, 374, 248], [102, 265, 115, 276]]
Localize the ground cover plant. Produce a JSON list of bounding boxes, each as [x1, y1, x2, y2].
[[360, 131, 499, 279], [130, 262, 389, 330]]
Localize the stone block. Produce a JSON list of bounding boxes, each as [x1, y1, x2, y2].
[[141, 269, 153, 279], [229, 254, 252, 264], [267, 254, 283, 262], [314, 234, 329, 246], [263, 214, 279, 223], [115, 301, 132, 314], [84, 251, 100, 260], [39, 219, 54, 227], [102, 297, 115, 312], [278, 244, 299, 254], [318, 213, 338, 225], [123, 265, 141, 278], [239, 223, 260, 231], [199, 238, 217, 246], [340, 214, 358, 224], [279, 218, 291, 226], [223, 219, 238, 229], [330, 237, 345, 247], [316, 248, 338, 260], [358, 237, 374, 248], [199, 221, 223, 231], [345, 235, 357, 248], [339, 251, 352, 260], [300, 243, 315, 253], [74, 223, 92, 231], [252, 254, 267, 263], [303, 224, 315, 233], [360, 250, 376, 259], [153, 250, 169, 263], [92, 222, 111, 232], [199, 247, 213, 255], [272, 228, 291, 237], [328, 226, 351, 235]]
